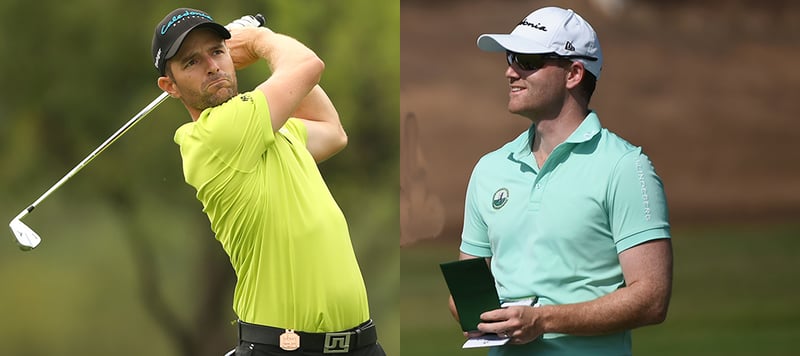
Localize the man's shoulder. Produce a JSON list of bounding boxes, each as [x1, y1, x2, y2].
[[173, 121, 195, 145], [582, 112, 640, 158], [596, 128, 642, 158], [473, 141, 516, 173], [476, 129, 530, 163]]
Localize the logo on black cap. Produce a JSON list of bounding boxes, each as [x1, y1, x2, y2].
[[151, 8, 230, 76], [160, 10, 214, 35]]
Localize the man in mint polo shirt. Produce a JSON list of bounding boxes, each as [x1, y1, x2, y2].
[[151, 8, 384, 356], [448, 6, 673, 355]]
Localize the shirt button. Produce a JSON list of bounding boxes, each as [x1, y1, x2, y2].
[[535, 184, 542, 189]]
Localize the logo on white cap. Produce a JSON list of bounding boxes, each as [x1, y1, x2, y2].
[[519, 19, 547, 32], [477, 7, 603, 79]]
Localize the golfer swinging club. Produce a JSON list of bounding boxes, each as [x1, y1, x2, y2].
[[151, 8, 385, 356]]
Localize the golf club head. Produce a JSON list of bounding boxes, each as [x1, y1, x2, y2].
[[9, 219, 41, 251]]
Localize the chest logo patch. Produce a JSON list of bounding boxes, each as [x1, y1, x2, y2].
[[492, 188, 509, 210]]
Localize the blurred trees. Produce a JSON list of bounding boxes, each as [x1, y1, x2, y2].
[[0, 1, 398, 355]]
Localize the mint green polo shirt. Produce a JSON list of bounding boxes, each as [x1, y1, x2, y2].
[[460, 112, 670, 355], [174, 90, 369, 332]]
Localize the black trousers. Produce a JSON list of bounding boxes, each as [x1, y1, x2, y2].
[[233, 341, 386, 356]]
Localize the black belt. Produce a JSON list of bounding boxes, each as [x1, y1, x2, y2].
[[238, 319, 377, 354]]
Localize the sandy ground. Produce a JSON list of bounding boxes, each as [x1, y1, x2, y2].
[[400, 0, 800, 245]]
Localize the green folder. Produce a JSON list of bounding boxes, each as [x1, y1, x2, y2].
[[440, 258, 500, 332]]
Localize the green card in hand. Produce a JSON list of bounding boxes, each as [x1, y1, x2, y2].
[[440, 258, 500, 332]]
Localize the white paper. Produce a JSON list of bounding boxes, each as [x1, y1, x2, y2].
[[462, 334, 511, 348], [500, 298, 538, 308]]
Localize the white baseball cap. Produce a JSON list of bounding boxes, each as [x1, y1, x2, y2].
[[477, 7, 603, 79]]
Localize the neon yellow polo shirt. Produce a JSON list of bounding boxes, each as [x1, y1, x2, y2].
[[174, 90, 369, 332], [461, 112, 670, 356]]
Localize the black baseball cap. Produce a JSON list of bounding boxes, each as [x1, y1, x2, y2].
[[152, 8, 231, 76]]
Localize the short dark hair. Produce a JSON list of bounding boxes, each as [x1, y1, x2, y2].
[[162, 62, 180, 84], [576, 70, 597, 104]]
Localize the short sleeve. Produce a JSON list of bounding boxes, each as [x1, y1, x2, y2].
[[460, 165, 493, 258], [608, 150, 671, 253]]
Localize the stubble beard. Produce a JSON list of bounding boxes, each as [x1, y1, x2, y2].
[[508, 94, 537, 119], [508, 89, 564, 121], [200, 86, 237, 109], [182, 73, 239, 111]]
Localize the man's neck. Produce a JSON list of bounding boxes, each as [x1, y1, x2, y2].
[[185, 103, 202, 122], [530, 106, 588, 167]]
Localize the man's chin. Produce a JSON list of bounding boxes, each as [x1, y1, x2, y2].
[[206, 89, 238, 108]]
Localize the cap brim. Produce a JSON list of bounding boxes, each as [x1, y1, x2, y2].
[[477, 34, 552, 54], [165, 22, 231, 60]]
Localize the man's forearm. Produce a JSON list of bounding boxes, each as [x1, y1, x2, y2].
[[539, 280, 670, 335], [536, 239, 673, 336], [248, 29, 319, 72]]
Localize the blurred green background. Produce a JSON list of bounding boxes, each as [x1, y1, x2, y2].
[[0, 1, 398, 355]]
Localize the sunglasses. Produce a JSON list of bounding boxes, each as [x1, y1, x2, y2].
[[505, 51, 597, 71]]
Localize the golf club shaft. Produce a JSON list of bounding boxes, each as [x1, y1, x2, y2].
[[15, 14, 267, 218], [19, 92, 170, 217]]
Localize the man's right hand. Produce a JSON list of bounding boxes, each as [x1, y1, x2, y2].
[[226, 27, 272, 70]]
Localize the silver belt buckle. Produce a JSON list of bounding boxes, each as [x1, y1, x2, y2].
[[323, 331, 351, 354]]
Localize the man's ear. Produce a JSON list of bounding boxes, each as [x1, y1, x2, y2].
[[157, 75, 180, 98], [565, 61, 584, 91]]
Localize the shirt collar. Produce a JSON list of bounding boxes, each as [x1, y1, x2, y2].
[[564, 111, 602, 144], [508, 111, 602, 159]]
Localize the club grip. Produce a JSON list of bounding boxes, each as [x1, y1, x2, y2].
[[254, 14, 266, 26], [226, 13, 267, 29]]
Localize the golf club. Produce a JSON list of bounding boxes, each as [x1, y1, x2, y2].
[[9, 13, 266, 251]]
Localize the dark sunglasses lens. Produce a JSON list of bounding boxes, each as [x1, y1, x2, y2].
[[506, 52, 545, 71]]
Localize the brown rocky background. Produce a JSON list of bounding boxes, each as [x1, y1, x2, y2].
[[400, 0, 800, 245]]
